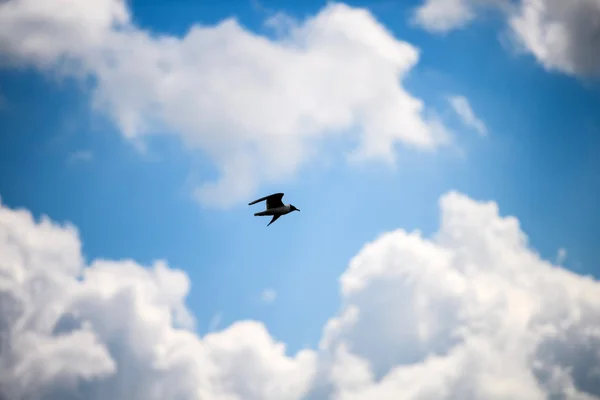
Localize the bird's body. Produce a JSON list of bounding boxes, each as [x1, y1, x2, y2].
[[254, 205, 293, 216], [248, 193, 300, 226]]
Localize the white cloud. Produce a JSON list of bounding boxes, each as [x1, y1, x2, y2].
[[0, 0, 452, 208], [412, 0, 478, 33], [317, 191, 600, 399], [412, 0, 509, 33], [0, 198, 316, 400], [508, 0, 600, 77], [2, 192, 600, 399], [261, 288, 277, 304], [413, 0, 600, 78], [448, 95, 487, 136]]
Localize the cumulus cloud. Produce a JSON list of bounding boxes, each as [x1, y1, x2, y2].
[[317, 192, 600, 399], [508, 0, 600, 77], [0, 0, 452, 208], [413, 0, 600, 78], [448, 95, 487, 136], [0, 198, 316, 400], [2, 192, 600, 399]]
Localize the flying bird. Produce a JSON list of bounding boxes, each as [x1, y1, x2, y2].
[[248, 192, 300, 226]]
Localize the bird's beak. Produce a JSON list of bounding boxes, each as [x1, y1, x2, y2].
[[296, 208, 300, 212]]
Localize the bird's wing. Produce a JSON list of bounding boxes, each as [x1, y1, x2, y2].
[[267, 214, 281, 226], [248, 193, 285, 208], [266, 193, 285, 209]]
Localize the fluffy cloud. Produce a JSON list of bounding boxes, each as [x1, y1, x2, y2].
[[448, 95, 487, 136], [0, 198, 316, 400], [413, 0, 600, 78], [0, 0, 452, 207], [2, 192, 600, 399], [412, 0, 508, 33], [508, 0, 600, 77], [412, 0, 479, 33], [320, 192, 600, 399]]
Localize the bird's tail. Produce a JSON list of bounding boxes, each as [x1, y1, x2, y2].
[[254, 211, 270, 216]]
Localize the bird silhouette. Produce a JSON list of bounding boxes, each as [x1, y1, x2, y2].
[[248, 192, 300, 226]]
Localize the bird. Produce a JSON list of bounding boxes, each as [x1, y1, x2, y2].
[[248, 192, 300, 226]]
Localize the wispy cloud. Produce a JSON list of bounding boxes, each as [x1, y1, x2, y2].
[[556, 247, 567, 265], [261, 288, 277, 304], [208, 312, 222, 332], [448, 95, 487, 136], [412, 0, 476, 34], [67, 150, 94, 164]]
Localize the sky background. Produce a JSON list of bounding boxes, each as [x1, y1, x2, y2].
[[1, 0, 600, 399]]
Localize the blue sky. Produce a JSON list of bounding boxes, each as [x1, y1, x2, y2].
[[1, 0, 600, 347], [1, 0, 600, 398]]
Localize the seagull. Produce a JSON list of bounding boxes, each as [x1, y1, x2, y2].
[[248, 192, 300, 226]]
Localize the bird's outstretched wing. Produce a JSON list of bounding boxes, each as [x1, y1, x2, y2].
[[248, 193, 285, 209], [267, 215, 281, 226]]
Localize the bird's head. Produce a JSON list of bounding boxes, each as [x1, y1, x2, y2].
[[290, 205, 300, 212]]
